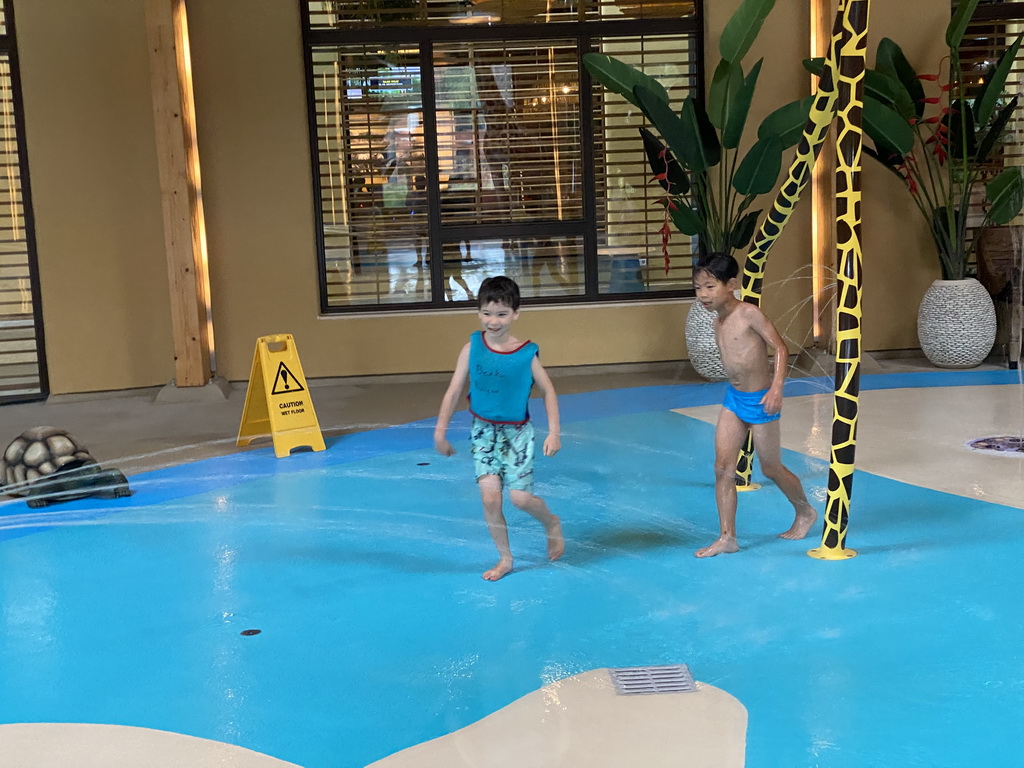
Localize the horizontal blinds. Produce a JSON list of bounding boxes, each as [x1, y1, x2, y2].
[[0, 47, 42, 402], [432, 39, 583, 225], [306, 0, 695, 28], [592, 33, 698, 293], [313, 44, 432, 307], [307, 5, 701, 308], [961, 17, 1024, 222]]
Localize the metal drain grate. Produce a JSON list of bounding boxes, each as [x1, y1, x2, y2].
[[609, 664, 697, 695]]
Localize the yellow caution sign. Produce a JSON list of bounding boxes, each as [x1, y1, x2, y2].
[[237, 334, 326, 458]]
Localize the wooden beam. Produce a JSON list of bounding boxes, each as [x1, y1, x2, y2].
[[145, 0, 213, 387]]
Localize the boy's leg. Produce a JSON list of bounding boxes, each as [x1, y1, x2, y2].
[[509, 490, 564, 561], [478, 474, 514, 580], [750, 420, 818, 539], [696, 407, 749, 557]]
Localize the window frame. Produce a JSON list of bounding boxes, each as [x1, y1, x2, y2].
[[0, 0, 47, 404], [300, 3, 704, 314]]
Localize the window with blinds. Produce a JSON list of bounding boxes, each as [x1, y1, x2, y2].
[[304, 0, 699, 311], [307, 0, 694, 29], [0, 1, 45, 403], [960, 6, 1024, 235]]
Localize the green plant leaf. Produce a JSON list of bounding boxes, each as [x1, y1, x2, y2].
[[865, 69, 916, 120], [582, 53, 669, 111], [733, 135, 782, 195], [929, 207, 964, 280], [723, 59, 763, 149], [947, 0, 980, 49], [709, 60, 744, 131], [719, 0, 777, 63], [679, 96, 722, 171], [864, 95, 915, 156], [802, 57, 826, 77], [875, 38, 926, 118], [944, 99, 976, 160], [668, 201, 704, 236], [986, 168, 1024, 225], [635, 84, 693, 169], [756, 97, 813, 149], [974, 33, 1024, 126], [639, 127, 690, 196], [976, 96, 1018, 164], [728, 209, 762, 250]]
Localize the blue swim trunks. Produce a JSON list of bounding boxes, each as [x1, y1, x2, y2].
[[723, 384, 780, 424], [470, 417, 535, 492]]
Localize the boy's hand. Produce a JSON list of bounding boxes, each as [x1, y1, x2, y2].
[[542, 433, 561, 457], [760, 387, 783, 415], [434, 436, 456, 456]]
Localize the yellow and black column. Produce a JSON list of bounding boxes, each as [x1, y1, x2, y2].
[[808, 0, 868, 560]]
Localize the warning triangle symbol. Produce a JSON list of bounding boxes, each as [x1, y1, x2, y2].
[[271, 362, 306, 395]]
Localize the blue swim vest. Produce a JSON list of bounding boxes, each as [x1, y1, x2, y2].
[[468, 331, 538, 424]]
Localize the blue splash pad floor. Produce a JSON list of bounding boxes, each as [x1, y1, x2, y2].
[[1, 372, 1022, 768]]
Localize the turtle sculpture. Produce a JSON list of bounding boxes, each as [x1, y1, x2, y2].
[[1, 427, 131, 508]]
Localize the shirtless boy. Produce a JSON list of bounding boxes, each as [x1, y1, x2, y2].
[[692, 253, 817, 558]]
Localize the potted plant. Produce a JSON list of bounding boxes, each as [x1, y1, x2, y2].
[[841, 0, 1024, 367], [584, 0, 811, 380]]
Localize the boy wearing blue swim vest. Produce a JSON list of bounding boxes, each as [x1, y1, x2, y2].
[[692, 253, 818, 558], [434, 276, 564, 581]]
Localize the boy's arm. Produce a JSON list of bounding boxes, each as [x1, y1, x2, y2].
[[434, 343, 471, 456], [531, 355, 561, 456], [750, 307, 789, 415]]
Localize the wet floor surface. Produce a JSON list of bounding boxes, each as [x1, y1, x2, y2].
[[1, 370, 1023, 767]]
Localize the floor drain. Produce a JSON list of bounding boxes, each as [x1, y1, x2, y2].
[[608, 664, 696, 695], [417, 462, 430, 466], [967, 436, 1024, 454], [240, 629, 261, 636]]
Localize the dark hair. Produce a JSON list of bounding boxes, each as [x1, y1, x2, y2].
[[477, 275, 521, 310], [693, 252, 739, 283]]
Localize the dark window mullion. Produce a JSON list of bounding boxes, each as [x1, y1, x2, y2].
[[579, 32, 599, 300], [420, 39, 444, 303]]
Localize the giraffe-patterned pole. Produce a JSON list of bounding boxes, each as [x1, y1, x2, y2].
[[808, 0, 867, 560], [733, 2, 846, 489]]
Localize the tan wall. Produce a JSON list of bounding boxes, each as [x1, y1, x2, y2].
[[15, 0, 951, 393], [705, 0, 815, 350], [707, 0, 948, 353], [184, 0, 690, 382], [17, 0, 174, 394], [862, 3, 948, 350]]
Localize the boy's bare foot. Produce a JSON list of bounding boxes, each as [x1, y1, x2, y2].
[[695, 535, 739, 558], [483, 557, 513, 581], [779, 504, 818, 540], [546, 515, 565, 561]]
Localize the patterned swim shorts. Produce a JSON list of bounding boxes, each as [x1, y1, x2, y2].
[[470, 417, 535, 492]]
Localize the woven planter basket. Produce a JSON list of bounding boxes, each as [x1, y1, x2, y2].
[[685, 301, 728, 381], [917, 278, 996, 368]]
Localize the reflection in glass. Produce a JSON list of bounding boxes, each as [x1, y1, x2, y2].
[[593, 34, 698, 294], [306, 0, 697, 29], [441, 236, 583, 303], [433, 40, 583, 226], [310, 26, 700, 309], [315, 44, 431, 306]]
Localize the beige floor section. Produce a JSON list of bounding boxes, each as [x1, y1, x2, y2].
[[368, 670, 746, 768], [674, 384, 1024, 510], [0, 723, 299, 768]]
